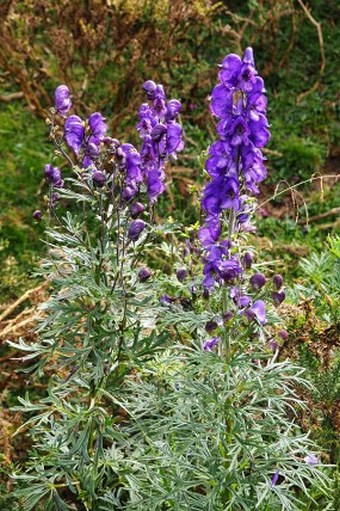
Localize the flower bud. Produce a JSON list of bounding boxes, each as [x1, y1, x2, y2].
[[32, 210, 42, 221], [278, 329, 288, 340], [122, 186, 136, 201], [205, 320, 218, 333], [242, 252, 253, 269], [130, 202, 145, 219], [272, 291, 286, 305], [273, 274, 284, 289], [128, 220, 146, 241], [223, 311, 233, 322], [238, 295, 250, 308], [138, 267, 151, 282], [160, 294, 172, 306], [203, 336, 219, 352], [92, 170, 106, 187], [176, 268, 187, 282], [268, 339, 279, 352], [250, 272, 266, 290]]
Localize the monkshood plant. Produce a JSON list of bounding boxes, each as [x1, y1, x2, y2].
[[9, 81, 184, 510], [98, 49, 333, 510]]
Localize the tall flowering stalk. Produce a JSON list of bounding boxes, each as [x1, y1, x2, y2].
[[11, 82, 183, 509], [107, 49, 332, 510]]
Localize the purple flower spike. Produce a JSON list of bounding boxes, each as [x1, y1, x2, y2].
[[128, 219, 146, 242], [304, 454, 318, 465], [203, 336, 219, 352], [54, 85, 72, 116], [271, 470, 280, 487], [138, 267, 152, 282], [64, 115, 84, 154], [250, 272, 266, 290], [272, 291, 286, 305]]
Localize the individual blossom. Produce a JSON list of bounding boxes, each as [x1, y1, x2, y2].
[[250, 272, 266, 290], [138, 267, 152, 282], [271, 470, 280, 487], [64, 115, 84, 154], [92, 170, 106, 187], [203, 336, 220, 352], [176, 268, 188, 282], [130, 202, 145, 219], [44, 164, 63, 187], [128, 219, 146, 242], [272, 291, 286, 305], [245, 299, 267, 324], [304, 454, 318, 465], [54, 85, 72, 116], [88, 112, 108, 145], [32, 210, 42, 221], [273, 274, 284, 289]]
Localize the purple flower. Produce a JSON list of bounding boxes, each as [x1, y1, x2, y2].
[[44, 164, 63, 187], [250, 272, 266, 290], [246, 300, 267, 324], [268, 339, 279, 352], [128, 219, 146, 242], [88, 112, 107, 144], [64, 115, 84, 154], [92, 170, 106, 187], [242, 252, 253, 269], [138, 267, 152, 282], [160, 294, 172, 306], [223, 311, 233, 322], [304, 454, 318, 465], [198, 218, 221, 248], [32, 210, 42, 221], [54, 85, 72, 116], [166, 99, 181, 120], [271, 470, 280, 487], [130, 202, 145, 219], [278, 329, 288, 341], [273, 274, 284, 289], [205, 320, 218, 333], [203, 336, 219, 352], [176, 268, 188, 282], [272, 291, 286, 305]]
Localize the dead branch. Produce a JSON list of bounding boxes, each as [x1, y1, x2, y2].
[[297, 207, 340, 225], [296, 0, 325, 103], [0, 282, 47, 323]]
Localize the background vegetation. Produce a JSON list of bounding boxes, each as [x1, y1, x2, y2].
[[0, 0, 339, 507]]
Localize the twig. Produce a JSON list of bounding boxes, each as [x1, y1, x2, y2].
[[296, 0, 325, 103], [257, 174, 339, 211], [0, 282, 47, 323], [0, 91, 24, 102], [297, 207, 340, 225]]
